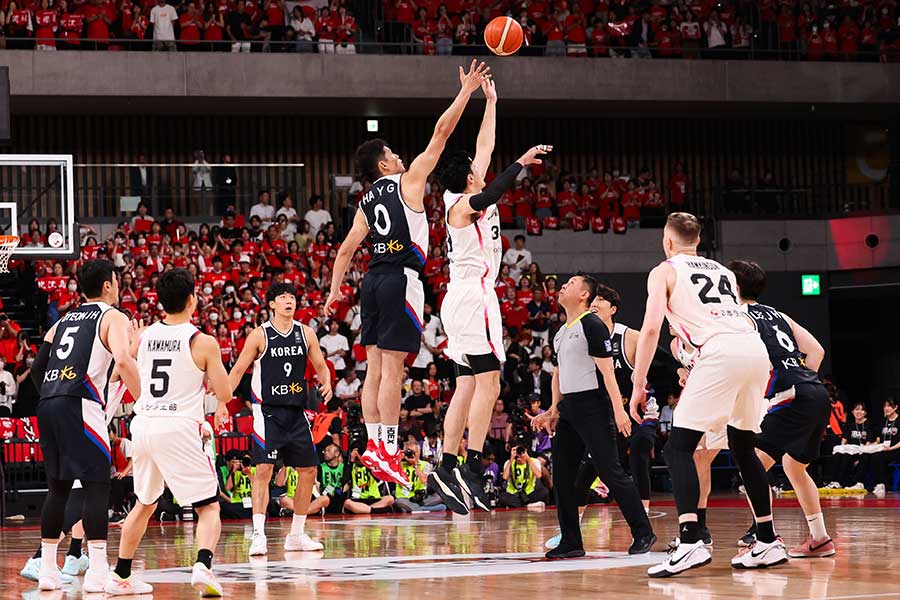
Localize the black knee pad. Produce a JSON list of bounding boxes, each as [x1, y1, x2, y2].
[[665, 427, 704, 463], [727, 426, 758, 462]]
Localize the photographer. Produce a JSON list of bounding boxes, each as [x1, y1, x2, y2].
[[317, 443, 349, 514], [394, 441, 446, 513], [274, 465, 331, 516], [220, 452, 254, 519], [0, 356, 17, 417], [342, 446, 395, 514], [499, 445, 549, 508]]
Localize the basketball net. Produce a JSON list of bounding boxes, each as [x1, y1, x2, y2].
[[0, 235, 20, 273]]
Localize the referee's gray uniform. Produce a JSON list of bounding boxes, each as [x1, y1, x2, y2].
[[552, 312, 653, 550]]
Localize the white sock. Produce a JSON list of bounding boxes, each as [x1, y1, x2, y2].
[[806, 512, 828, 540], [291, 514, 306, 536], [252, 513, 266, 535], [365, 423, 380, 444], [87, 541, 107, 573], [40, 541, 58, 574], [383, 425, 398, 454]]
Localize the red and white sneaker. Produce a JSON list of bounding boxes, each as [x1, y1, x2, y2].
[[376, 442, 410, 487], [789, 534, 836, 558], [360, 440, 388, 480]]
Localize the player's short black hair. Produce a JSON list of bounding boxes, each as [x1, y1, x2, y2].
[[77, 259, 116, 298], [265, 282, 298, 304], [593, 283, 621, 310], [437, 150, 474, 194], [727, 260, 767, 301], [157, 268, 195, 314], [514, 235, 526, 243], [575, 271, 599, 305], [355, 138, 388, 184]]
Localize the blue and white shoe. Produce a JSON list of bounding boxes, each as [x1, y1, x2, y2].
[[544, 532, 562, 550], [20, 557, 75, 583], [62, 553, 89, 576]]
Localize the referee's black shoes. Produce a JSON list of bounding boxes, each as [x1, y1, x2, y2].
[[629, 533, 657, 554], [428, 466, 469, 515]]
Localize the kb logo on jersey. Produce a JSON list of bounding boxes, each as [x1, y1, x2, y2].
[[43, 365, 78, 383], [373, 240, 404, 255], [271, 382, 304, 396]]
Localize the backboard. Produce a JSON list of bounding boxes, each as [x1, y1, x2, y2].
[[0, 154, 77, 259]]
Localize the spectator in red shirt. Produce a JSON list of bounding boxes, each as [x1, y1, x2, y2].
[[0, 316, 22, 365], [822, 20, 838, 60], [838, 15, 859, 60], [6, 1, 33, 49], [83, 0, 115, 51], [394, 0, 416, 24], [263, 0, 285, 44], [316, 6, 335, 53], [411, 6, 433, 52], [57, 1, 85, 50], [656, 21, 682, 57], [590, 14, 610, 56], [564, 4, 587, 56], [34, 0, 57, 50], [179, 3, 204, 48], [621, 180, 642, 226], [806, 24, 825, 60], [544, 11, 566, 56], [777, 5, 797, 59], [513, 178, 536, 222], [860, 20, 879, 60], [668, 161, 689, 208], [335, 5, 356, 54]]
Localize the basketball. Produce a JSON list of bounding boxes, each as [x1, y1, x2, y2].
[[484, 16, 523, 56]]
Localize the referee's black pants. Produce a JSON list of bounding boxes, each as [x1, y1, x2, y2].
[[553, 390, 653, 549]]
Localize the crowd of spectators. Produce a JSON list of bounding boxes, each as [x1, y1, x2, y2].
[[4, 0, 900, 61], [387, 0, 900, 61], [0, 0, 358, 52]]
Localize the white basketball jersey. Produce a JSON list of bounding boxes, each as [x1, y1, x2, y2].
[[664, 254, 754, 348], [135, 322, 206, 422], [444, 190, 503, 283]]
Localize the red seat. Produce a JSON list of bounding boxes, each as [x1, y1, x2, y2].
[[234, 414, 253, 436], [216, 433, 249, 455], [16, 416, 40, 441]]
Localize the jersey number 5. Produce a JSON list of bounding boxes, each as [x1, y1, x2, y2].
[[150, 359, 172, 398], [690, 274, 737, 304], [55, 326, 80, 359]]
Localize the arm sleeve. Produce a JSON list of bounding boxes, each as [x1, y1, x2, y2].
[[468, 162, 523, 211], [30, 341, 51, 390], [583, 317, 613, 359]]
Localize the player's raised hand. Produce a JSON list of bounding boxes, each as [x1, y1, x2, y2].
[[459, 59, 491, 95], [517, 144, 552, 167], [482, 77, 497, 102]]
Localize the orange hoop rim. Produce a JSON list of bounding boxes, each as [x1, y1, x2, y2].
[[0, 235, 19, 245]]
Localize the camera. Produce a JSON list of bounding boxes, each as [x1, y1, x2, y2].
[[515, 446, 526, 456], [404, 449, 416, 459], [240, 456, 252, 468]]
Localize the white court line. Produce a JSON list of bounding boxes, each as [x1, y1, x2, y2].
[[796, 593, 900, 600]]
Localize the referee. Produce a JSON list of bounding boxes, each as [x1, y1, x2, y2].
[[534, 273, 656, 558]]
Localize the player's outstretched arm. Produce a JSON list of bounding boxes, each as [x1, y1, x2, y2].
[[194, 332, 233, 430], [451, 145, 550, 222], [303, 324, 333, 402], [325, 209, 368, 316], [104, 309, 142, 401], [783, 313, 825, 372], [631, 263, 673, 421], [471, 78, 497, 180], [228, 326, 263, 394], [404, 60, 491, 208]]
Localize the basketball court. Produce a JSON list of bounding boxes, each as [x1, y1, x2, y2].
[[3, 496, 900, 599]]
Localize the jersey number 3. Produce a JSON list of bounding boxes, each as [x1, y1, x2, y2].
[[690, 274, 737, 304]]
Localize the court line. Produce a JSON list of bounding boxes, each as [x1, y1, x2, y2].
[[799, 593, 900, 600]]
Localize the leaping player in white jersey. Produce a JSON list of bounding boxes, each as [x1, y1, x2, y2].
[[106, 269, 232, 597], [427, 77, 550, 514], [630, 213, 787, 577], [325, 61, 492, 487]]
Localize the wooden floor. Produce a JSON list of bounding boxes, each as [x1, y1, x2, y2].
[[4, 495, 900, 599]]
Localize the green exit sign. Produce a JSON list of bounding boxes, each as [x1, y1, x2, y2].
[[801, 274, 821, 296]]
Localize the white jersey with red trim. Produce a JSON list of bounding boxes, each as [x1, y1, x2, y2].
[[135, 322, 206, 422], [444, 190, 503, 283], [664, 253, 755, 348]]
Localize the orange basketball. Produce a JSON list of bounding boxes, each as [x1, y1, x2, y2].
[[484, 16, 523, 56]]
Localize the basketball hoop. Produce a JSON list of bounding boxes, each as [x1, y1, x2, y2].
[[0, 235, 20, 273]]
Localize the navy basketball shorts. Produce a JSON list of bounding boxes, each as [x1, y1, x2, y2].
[[756, 382, 830, 465], [251, 404, 318, 468], [360, 265, 424, 354], [37, 395, 111, 483]]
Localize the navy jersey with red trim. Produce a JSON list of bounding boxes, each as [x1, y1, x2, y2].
[[40, 302, 115, 406], [746, 303, 820, 398], [250, 321, 310, 408], [359, 173, 429, 273]]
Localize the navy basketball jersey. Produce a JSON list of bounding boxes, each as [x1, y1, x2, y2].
[[359, 173, 429, 273], [610, 322, 634, 398], [746, 303, 820, 397], [41, 302, 115, 407], [250, 321, 310, 408]]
